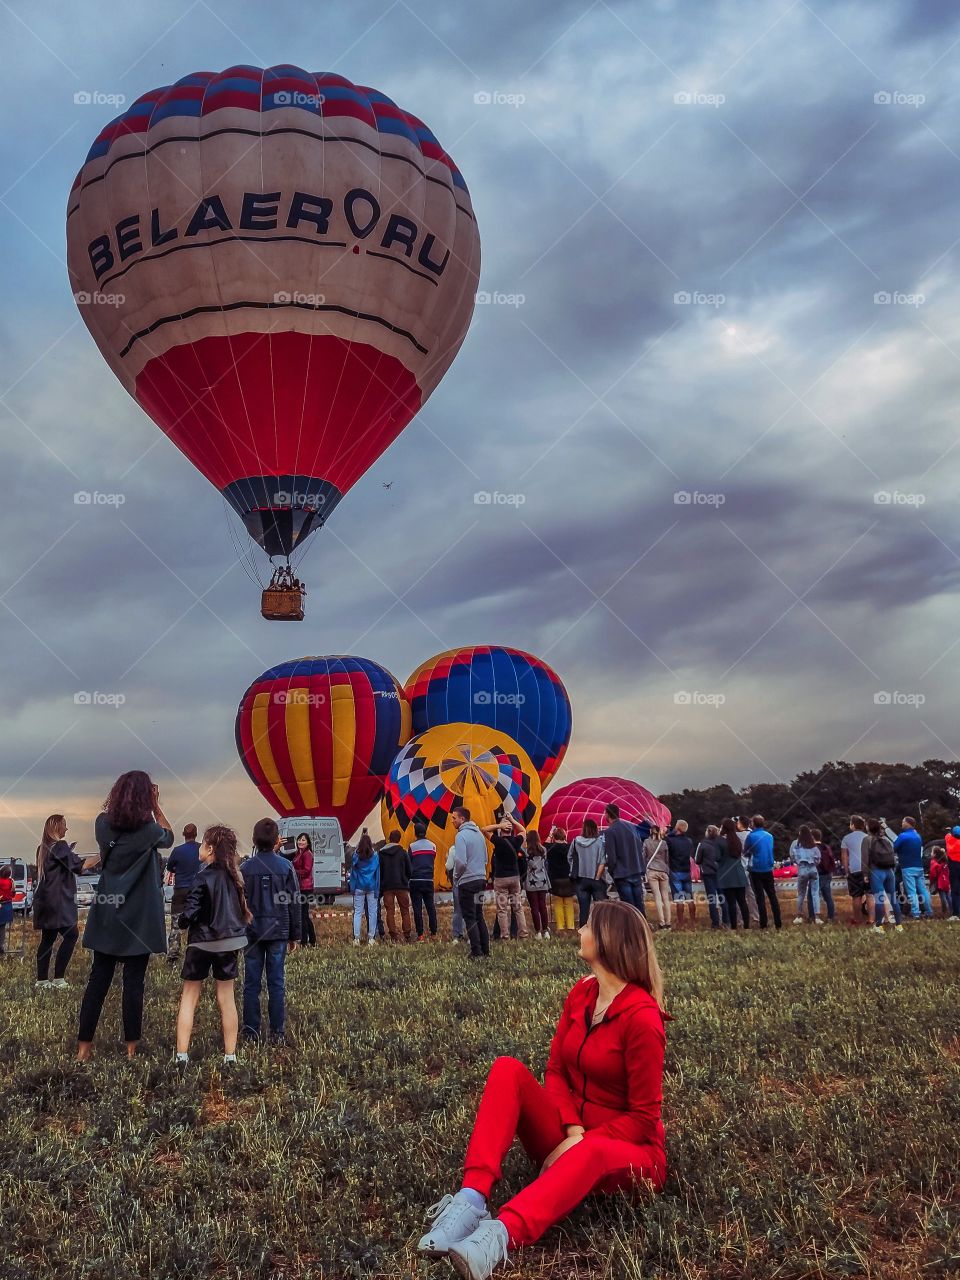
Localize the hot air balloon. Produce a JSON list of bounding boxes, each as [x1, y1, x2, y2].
[[404, 647, 572, 786], [67, 67, 480, 618], [380, 723, 542, 884], [538, 777, 670, 842], [235, 656, 411, 839]]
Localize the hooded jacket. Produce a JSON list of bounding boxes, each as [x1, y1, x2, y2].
[[378, 843, 412, 891], [569, 835, 606, 880], [452, 821, 489, 885], [543, 976, 667, 1179], [178, 862, 249, 945], [349, 852, 380, 895]]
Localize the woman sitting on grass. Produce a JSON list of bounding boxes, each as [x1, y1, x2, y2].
[[417, 899, 667, 1280], [174, 825, 251, 1066]]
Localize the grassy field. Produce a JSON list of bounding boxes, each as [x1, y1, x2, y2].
[[0, 912, 958, 1280]]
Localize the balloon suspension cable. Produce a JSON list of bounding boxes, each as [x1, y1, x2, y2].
[[222, 497, 266, 590]]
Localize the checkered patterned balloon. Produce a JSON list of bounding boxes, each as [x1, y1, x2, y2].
[[381, 722, 542, 881]]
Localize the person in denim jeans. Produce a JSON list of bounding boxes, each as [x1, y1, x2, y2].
[[789, 827, 822, 925], [807, 829, 836, 922], [350, 831, 381, 944], [241, 818, 301, 1043], [863, 818, 903, 932], [694, 827, 726, 928], [894, 817, 932, 920]]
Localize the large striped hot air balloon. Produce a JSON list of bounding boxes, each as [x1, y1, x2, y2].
[[66, 67, 480, 610], [538, 777, 671, 841], [235, 656, 411, 838], [380, 723, 541, 882], [404, 647, 572, 786]]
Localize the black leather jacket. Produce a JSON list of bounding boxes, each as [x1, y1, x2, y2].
[[178, 863, 249, 944]]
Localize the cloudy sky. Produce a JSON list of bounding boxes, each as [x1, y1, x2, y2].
[[1, 0, 958, 853]]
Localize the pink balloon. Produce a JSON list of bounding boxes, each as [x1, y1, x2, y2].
[[539, 776, 671, 839]]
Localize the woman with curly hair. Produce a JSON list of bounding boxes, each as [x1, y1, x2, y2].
[[76, 772, 174, 1060]]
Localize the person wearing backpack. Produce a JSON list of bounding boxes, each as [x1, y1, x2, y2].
[[642, 828, 671, 930], [863, 818, 903, 933]]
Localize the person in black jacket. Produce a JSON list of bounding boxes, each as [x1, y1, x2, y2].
[[77, 772, 175, 1062], [241, 818, 301, 1044], [665, 821, 696, 928], [175, 825, 251, 1065], [33, 814, 98, 988], [601, 806, 646, 917], [379, 831, 413, 942]]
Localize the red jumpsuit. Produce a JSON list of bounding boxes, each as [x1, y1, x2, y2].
[[463, 976, 668, 1247]]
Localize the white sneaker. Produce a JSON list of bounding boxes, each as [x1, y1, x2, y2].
[[948, 916, 959, 923], [894, 924, 904, 933], [417, 1191, 490, 1257], [873, 925, 885, 933], [813, 919, 824, 927], [352, 938, 360, 947], [50, 978, 69, 987], [452, 937, 462, 944], [448, 1218, 510, 1279], [534, 931, 542, 940], [792, 917, 803, 925], [542, 929, 550, 939], [367, 938, 376, 946], [35, 980, 52, 990]]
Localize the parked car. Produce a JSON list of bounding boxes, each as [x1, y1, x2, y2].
[[9, 859, 33, 912], [277, 817, 346, 903]]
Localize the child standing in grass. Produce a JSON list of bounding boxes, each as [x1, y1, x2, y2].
[[0, 865, 13, 955], [175, 825, 251, 1066], [930, 847, 951, 918]]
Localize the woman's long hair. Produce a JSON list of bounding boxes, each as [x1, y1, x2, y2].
[[719, 817, 742, 859], [37, 814, 67, 879], [525, 830, 544, 858], [203, 825, 251, 923], [104, 771, 154, 831], [796, 824, 817, 849], [589, 900, 664, 1008], [355, 831, 375, 861], [296, 831, 313, 851]]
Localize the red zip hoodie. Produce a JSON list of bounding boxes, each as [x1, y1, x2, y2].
[[543, 976, 667, 1152]]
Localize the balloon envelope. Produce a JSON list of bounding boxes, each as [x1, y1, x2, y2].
[[236, 656, 411, 838], [381, 722, 542, 883], [67, 67, 480, 560], [404, 646, 572, 786], [538, 777, 671, 840]]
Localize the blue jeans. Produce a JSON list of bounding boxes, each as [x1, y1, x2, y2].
[[574, 878, 607, 927], [669, 870, 693, 902], [700, 873, 724, 927], [807, 873, 835, 921], [243, 940, 287, 1038], [901, 866, 933, 919], [614, 878, 645, 916], [451, 886, 465, 939], [795, 866, 820, 916], [353, 890, 378, 940], [870, 868, 902, 924]]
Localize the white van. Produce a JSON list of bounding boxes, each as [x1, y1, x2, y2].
[[277, 817, 345, 903]]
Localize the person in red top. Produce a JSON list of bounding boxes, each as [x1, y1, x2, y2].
[[0, 865, 15, 955], [417, 899, 667, 1279], [292, 833, 316, 946], [945, 826, 960, 921]]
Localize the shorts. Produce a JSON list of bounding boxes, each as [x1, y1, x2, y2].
[[669, 871, 693, 900], [847, 871, 867, 898], [181, 946, 240, 982]]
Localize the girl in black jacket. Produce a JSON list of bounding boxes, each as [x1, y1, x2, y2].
[[33, 814, 98, 987], [175, 825, 251, 1065]]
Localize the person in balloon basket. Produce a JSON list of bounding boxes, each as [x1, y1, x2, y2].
[[379, 831, 414, 942], [452, 807, 491, 960], [175, 825, 251, 1067], [77, 772, 175, 1061], [164, 823, 201, 963], [292, 832, 317, 946], [241, 819, 301, 1045], [409, 822, 439, 941], [415, 900, 668, 1279], [600, 806, 646, 917], [350, 831, 381, 944]]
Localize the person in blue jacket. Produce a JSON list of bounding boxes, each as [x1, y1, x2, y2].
[[894, 816, 932, 920], [350, 830, 381, 945], [743, 815, 782, 930]]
